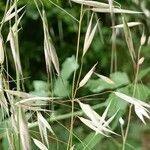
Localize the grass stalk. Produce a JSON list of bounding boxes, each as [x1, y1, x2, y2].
[[67, 4, 83, 149], [122, 43, 142, 150]]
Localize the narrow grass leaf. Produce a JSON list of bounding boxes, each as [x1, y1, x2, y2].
[[92, 8, 142, 14], [79, 63, 97, 88], [71, 0, 110, 8], [95, 73, 114, 84], [33, 138, 48, 150], [111, 22, 142, 28]]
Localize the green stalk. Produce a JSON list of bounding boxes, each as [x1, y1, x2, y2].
[[68, 5, 83, 149], [122, 44, 142, 150]]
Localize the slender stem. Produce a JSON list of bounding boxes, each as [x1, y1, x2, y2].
[[72, 5, 83, 97], [68, 5, 83, 150], [73, 57, 83, 98], [109, 0, 117, 73], [122, 45, 142, 150]]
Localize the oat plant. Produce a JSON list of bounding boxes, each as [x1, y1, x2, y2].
[[0, 0, 149, 150]]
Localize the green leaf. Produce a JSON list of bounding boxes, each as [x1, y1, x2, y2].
[[33, 80, 49, 92], [54, 55, 78, 97], [110, 72, 130, 88], [107, 87, 130, 117], [61, 55, 79, 80], [131, 84, 150, 101], [30, 80, 50, 105], [138, 67, 150, 80], [76, 132, 102, 150]]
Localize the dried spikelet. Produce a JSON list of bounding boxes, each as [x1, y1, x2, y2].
[[19, 108, 31, 150], [70, 145, 75, 150], [92, 7, 142, 14], [83, 14, 98, 56], [37, 112, 54, 146], [15, 96, 55, 105], [122, 17, 135, 63], [95, 73, 114, 84], [119, 117, 124, 125], [138, 57, 144, 65], [9, 28, 22, 75], [32, 138, 48, 150], [78, 100, 118, 136], [114, 92, 150, 124], [0, 34, 4, 64], [7, 12, 25, 41], [111, 22, 142, 28], [71, 0, 110, 8], [5, 89, 34, 99], [42, 10, 60, 75], [0, 74, 9, 115], [79, 63, 97, 88], [37, 112, 55, 135], [140, 33, 146, 46], [4, 5, 25, 23], [6, 129, 15, 150]]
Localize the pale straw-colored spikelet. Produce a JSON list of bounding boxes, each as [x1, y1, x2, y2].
[[0, 34, 4, 64], [79, 63, 97, 88]]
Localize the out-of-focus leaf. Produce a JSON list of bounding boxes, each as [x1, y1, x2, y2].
[[76, 132, 102, 150], [54, 55, 78, 97], [30, 80, 50, 97], [61, 55, 79, 80], [138, 67, 150, 80], [107, 87, 129, 117], [130, 84, 150, 101], [33, 80, 49, 91]]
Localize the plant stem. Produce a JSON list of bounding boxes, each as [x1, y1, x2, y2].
[[122, 45, 142, 150], [68, 5, 83, 150]]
